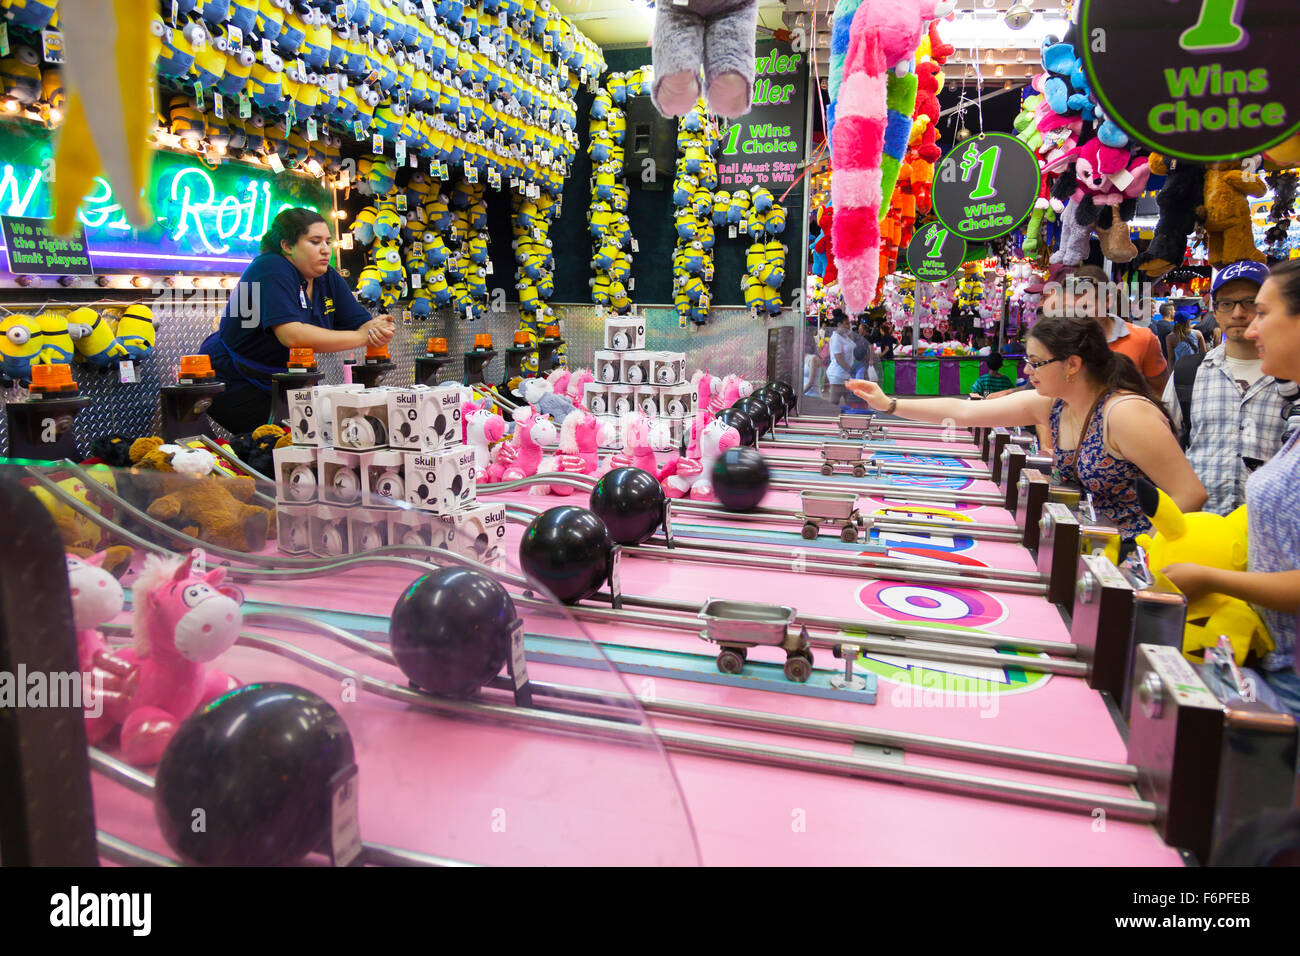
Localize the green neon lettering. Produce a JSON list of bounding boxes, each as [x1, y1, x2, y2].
[[1179, 0, 1247, 54]]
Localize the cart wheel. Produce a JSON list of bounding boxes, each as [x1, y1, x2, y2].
[[798, 648, 815, 665], [783, 655, 812, 683], [820, 463, 833, 476], [801, 522, 819, 540], [840, 524, 858, 543], [717, 650, 745, 675], [852, 465, 865, 478], [735, 645, 748, 660]]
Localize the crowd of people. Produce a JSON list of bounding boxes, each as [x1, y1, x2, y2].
[[842, 258, 1300, 719]]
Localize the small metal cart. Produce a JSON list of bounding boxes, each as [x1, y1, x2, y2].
[[698, 599, 813, 682], [820, 441, 867, 477], [837, 413, 875, 439], [798, 489, 862, 543]]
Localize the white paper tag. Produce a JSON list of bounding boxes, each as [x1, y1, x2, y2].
[[395, 138, 406, 165], [411, 272, 422, 288], [341, 232, 354, 250], [267, 151, 285, 173], [306, 116, 318, 141], [338, 167, 350, 188], [262, 37, 272, 60], [239, 92, 251, 118], [372, 133, 384, 154], [630, 238, 639, 252], [485, 260, 493, 274], [329, 765, 363, 867], [214, 92, 224, 119], [118, 359, 137, 383], [509, 618, 528, 689], [402, 310, 413, 324]]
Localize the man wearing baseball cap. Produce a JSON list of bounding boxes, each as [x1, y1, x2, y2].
[[1162, 260, 1300, 514]]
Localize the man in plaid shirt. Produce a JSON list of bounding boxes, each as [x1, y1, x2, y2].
[[1162, 261, 1300, 514]]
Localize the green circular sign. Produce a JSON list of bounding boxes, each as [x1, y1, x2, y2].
[[932, 133, 1040, 242], [1081, 0, 1300, 162], [905, 221, 967, 282]]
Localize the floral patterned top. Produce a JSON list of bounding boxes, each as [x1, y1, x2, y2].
[[1050, 392, 1154, 541]]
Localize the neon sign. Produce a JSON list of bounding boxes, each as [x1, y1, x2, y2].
[[0, 122, 328, 273]]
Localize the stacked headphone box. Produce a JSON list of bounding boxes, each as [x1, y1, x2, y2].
[[271, 384, 503, 567], [585, 317, 693, 448]]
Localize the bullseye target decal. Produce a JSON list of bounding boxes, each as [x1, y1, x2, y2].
[[857, 582, 1007, 629]]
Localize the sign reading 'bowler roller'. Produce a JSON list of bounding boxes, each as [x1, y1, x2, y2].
[[716, 39, 809, 194], [1082, 0, 1300, 162]]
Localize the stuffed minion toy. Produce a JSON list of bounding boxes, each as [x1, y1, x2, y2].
[[248, 53, 286, 110], [762, 203, 787, 235], [746, 241, 766, 277], [354, 265, 384, 304], [217, 45, 256, 97], [691, 186, 713, 218], [0, 313, 42, 380], [256, 0, 287, 43], [427, 270, 452, 305], [410, 286, 435, 319], [741, 273, 764, 312], [67, 308, 128, 369], [674, 210, 700, 242], [351, 206, 378, 246], [114, 304, 156, 359], [761, 285, 783, 316], [696, 220, 715, 251], [422, 231, 450, 269], [606, 251, 631, 284], [152, 22, 198, 80], [168, 94, 206, 144], [32, 311, 73, 367], [726, 189, 750, 225], [607, 109, 626, 146], [589, 273, 613, 306], [672, 172, 698, 207], [4, 0, 58, 31], [749, 186, 774, 214]]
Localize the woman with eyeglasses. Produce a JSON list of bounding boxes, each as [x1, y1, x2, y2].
[[846, 314, 1207, 553], [1162, 260, 1300, 718]]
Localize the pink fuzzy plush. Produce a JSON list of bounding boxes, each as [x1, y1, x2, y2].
[[486, 406, 557, 482]]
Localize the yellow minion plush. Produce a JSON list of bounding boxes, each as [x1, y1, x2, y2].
[[35, 310, 75, 366], [0, 313, 43, 380], [114, 304, 156, 359], [68, 307, 128, 368]]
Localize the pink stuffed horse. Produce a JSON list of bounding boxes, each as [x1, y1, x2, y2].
[[692, 370, 724, 415], [67, 552, 129, 743], [566, 369, 595, 405], [465, 406, 506, 474], [84, 552, 243, 766], [599, 413, 676, 480], [460, 397, 485, 445], [665, 416, 739, 500], [543, 410, 606, 496], [484, 406, 558, 482], [720, 374, 753, 407], [547, 367, 572, 399]]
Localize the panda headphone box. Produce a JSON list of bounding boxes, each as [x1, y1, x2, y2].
[[603, 316, 645, 351], [289, 384, 366, 446], [386, 384, 464, 452], [404, 445, 477, 514], [332, 390, 393, 452], [272, 444, 319, 504]]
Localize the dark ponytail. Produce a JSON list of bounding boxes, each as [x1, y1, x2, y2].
[[260, 207, 328, 255], [1028, 314, 1174, 430]]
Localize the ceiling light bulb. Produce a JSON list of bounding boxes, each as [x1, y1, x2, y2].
[[1005, 3, 1034, 29]]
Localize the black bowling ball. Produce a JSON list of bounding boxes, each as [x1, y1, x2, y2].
[[390, 566, 518, 697], [154, 684, 356, 867], [770, 381, 796, 412], [590, 467, 664, 545], [712, 447, 770, 511], [736, 395, 774, 437], [715, 407, 756, 447], [519, 505, 614, 604]]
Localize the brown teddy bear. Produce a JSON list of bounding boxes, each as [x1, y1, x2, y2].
[[128, 437, 273, 552], [1199, 161, 1267, 267]]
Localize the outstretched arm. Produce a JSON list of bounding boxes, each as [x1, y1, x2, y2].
[[846, 379, 1052, 429], [1163, 565, 1300, 614]]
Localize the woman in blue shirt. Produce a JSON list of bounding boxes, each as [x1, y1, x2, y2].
[[200, 208, 395, 432], [1165, 260, 1300, 717]]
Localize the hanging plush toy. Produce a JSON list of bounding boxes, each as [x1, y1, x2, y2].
[[1200, 161, 1268, 267], [651, 0, 759, 118]]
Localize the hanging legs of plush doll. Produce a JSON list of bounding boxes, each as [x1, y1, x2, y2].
[[652, 0, 760, 118]]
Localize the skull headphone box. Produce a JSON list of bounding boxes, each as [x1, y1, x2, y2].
[[660, 381, 695, 419], [583, 381, 609, 415], [386, 383, 465, 451], [436, 502, 507, 569], [348, 510, 391, 553], [387, 508, 445, 550], [594, 350, 621, 384], [277, 503, 314, 555], [362, 449, 407, 508], [310, 503, 353, 558], [603, 315, 645, 351], [332, 389, 392, 452], [619, 351, 651, 385], [272, 444, 319, 504], [318, 448, 367, 505], [598, 414, 624, 450], [650, 352, 686, 386], [635, 386, 660, 419], [289, 384, 366, 446], [608, 384, 635, 417], [403, 445, 477, 514]]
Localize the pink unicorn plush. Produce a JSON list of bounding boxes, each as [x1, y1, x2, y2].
[[460, 396, 485, 445], [599, 413, 676, 480], [665, 417, 740, 500], [566, 368, 595, 405], [465, 406, 506, 474], [720, 374, 753, 407], [692, 370, 725, 414], [483, 406, 558, 482], [67, 552, 129, 743], [537, 410, 607, 496], [81, 551, 243, 765], [547, 367, 572, 399]]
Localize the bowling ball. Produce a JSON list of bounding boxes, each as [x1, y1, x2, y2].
[[736, 395, 773, 437], [390, 566, 517, 697], [715, 407, 756, 447], [589, 467, 664, 545], [712, 447, 770, 512], [770, 381, 796, 411], [154, 684, 356, 867], [519, 505, 614, 604]]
